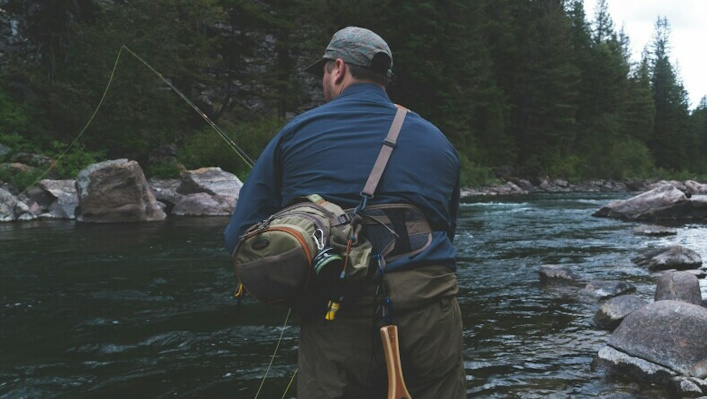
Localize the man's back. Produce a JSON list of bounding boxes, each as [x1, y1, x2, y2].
[[226, 83, 460, 273]]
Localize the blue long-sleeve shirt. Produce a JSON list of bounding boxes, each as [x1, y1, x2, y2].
[[224, 83, 460, 272]]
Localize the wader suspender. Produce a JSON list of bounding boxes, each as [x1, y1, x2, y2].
[[362, 106, 413, 399], [356, 105, 408, 214], [325, 106, 408, 321]]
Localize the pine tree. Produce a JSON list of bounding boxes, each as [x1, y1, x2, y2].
[[511, 0, 580, 176], [649, 17, 690, 172]]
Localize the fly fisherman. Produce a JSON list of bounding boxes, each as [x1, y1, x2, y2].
[[225, 26, 465, 398]]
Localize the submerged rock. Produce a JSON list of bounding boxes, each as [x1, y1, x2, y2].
[[538, 264, 583, 286], [631, 245, 703, 272], [579, 280, 636, 302]]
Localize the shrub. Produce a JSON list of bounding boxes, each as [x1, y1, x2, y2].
[[177, 117, 283, 180]]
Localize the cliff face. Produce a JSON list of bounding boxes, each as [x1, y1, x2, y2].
[[0, 1, 35, 68]]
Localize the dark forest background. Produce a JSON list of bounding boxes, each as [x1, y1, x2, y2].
[[1, 0, 707, 187]]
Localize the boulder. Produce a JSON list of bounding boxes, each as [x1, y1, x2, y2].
[[579, 280, 636, 302], [594, 345, 678, 385], [75, 159, 166, 223], [655, 271, 703, 306], [593, 183, 707, 221], [171, 193, 236, 216], [12, 152, 53, 167], [177, 167, 242, 197], [684, 180, 707, 195], [538, 264, 583, 286], [149, 178, 184, 214], [669, 376, 707, 398], [22, 179, 79, 219], [0, 187, 36, 221], [608, 300, 707, 379], [0, 187, 18, 221], [593, 295, 648, 331], [631, 245, 703, 272]]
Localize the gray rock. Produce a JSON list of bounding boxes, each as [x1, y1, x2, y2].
[[177, 167, 242, 197], [669, 376, 707, 397], [75, 159, 166, 223], [12, 152, 53, 167], [149, 178, 184, 214], [0, 143, 10, 157], [632, 245, 703, 272], [594, 345, 677, 385], [0, 187, 35, 221], [655, 271, 703, 305], [593, 295, 648, 331], [35, 179, 78, 219], [684, 180, 707, 195], [593, 183, 707, 221], [171, 193, 236, 216], [0, 187, 18, 221], [608, 300, 707, 379], [539, 264, 583, 286], [580, 280, 636, 301]]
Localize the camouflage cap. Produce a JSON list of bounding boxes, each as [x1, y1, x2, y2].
[[304, 26, 393, 78]]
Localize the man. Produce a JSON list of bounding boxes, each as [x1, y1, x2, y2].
[[225, 26, 465, 399]]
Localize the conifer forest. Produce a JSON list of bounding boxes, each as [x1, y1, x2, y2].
[[1, 0, 706, 185]]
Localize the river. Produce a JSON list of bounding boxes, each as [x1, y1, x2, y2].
[[1, 192, 706, 398]]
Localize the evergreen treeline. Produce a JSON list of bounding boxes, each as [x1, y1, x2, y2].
[[1, 0, 707, 185]]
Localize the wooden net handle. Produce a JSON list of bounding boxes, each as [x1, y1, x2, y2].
[[380, 325, 413, 399]]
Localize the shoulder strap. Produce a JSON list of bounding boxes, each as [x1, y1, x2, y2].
[[360, 106, 408, 203]]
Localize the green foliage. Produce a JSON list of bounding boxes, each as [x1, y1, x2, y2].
[[459, 155, 496, 187], [0, 133, 32, 157], [0, 89, 29, 136], [178, 117, 284, 180], [3, 0, 707, 186], [145, 160, 183, 179], [47, 142, 105, 179], [0, 166, 44, 192]]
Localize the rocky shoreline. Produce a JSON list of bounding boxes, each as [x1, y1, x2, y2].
[[2, 158, 707, 222]]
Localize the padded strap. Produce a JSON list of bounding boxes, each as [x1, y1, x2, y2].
[[361, 106, 408, 197]]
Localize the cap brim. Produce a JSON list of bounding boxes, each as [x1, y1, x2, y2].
[[304, 58, 328, 78]]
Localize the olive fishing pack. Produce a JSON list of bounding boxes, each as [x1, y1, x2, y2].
[[233, 106, 408, 305], [234, 194, 372, 304]]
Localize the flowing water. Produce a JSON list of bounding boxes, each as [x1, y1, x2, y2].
[[1, 192, 706, 399]]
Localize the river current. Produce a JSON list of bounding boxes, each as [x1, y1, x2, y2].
[[1, 192, 706, 398]]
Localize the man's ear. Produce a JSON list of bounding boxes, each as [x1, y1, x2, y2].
[[333, 58, 347, 84]]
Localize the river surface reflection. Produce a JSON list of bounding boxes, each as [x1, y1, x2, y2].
[[1, 192, 705, 398]]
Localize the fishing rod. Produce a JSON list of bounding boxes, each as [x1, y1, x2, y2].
[[68, 46, 409, 399], [31, 44, 291, 398]]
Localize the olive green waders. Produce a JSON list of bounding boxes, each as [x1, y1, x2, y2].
[[297, 265, 466, 399]]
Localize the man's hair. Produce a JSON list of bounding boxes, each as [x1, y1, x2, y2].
[[325, 60, 391, 87]]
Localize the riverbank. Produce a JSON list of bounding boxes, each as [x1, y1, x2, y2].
[[1, 158, 706, 223], [460, 177, 653, 197]]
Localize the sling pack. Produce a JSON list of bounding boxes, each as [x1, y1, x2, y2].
[[234, 194, 372, 304], [233, 106, 408, 305]]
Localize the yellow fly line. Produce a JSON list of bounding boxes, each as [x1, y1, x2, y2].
[[20, 45, 254, 196], [21, 45, 296, 397]]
